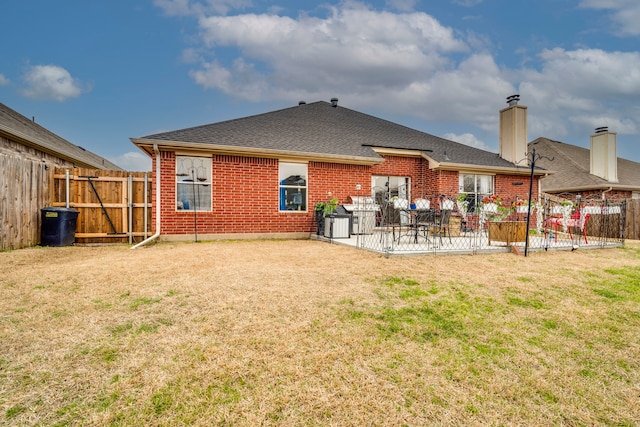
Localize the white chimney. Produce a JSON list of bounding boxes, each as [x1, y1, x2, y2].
[[590, 127, 618, 182], [499, 94, 528, 165]]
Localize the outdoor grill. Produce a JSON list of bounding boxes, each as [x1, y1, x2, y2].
[[342, 196, 379, 235]]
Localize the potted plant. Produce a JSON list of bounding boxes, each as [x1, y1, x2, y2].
[[314, 197, 339, 235], [482, 195, 527, 245]]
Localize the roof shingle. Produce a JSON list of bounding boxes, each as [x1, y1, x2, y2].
[[141, 101, 522, 169], [529, 137, 640, 191], [0, 103, 122, 170]]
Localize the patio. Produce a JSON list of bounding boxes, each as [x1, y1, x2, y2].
[[315, 226, 623, 256]]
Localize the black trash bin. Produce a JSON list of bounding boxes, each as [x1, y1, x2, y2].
[[40, 207, 79, 246]]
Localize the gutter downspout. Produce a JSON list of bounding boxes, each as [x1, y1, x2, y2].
[[602, 186, 613, 200], [131, 144, 161, 249]]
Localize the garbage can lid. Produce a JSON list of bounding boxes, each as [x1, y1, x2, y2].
[[42, 207, 79, 212]]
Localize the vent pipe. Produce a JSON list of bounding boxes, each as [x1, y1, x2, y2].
[[330, 97, 338, 108], [506, 94, 520, 106]]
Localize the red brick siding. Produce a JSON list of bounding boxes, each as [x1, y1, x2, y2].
[[156, 152, 372, 235], [495, 174, 539, 206], [309, 161, 370, 207], [151, 151, 541, 235]]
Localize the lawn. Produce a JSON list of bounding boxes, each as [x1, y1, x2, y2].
[[1, 240, 639, 426]]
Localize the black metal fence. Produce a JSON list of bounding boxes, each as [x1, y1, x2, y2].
[[340, 192, 625, 255]]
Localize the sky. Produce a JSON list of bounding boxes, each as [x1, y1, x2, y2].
[[1, 0, 639, 171]]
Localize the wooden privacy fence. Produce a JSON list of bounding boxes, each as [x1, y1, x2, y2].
[[52, 168, 152, 244], [626, 199, 640, 240], [1, 151, 52, 250]]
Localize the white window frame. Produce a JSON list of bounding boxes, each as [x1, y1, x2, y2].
[[279, 162, 308, 212], [175, 155, 212, 212], [459, 173, 494, 209]]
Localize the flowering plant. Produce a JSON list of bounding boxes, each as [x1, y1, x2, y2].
[[482, 195, 502, 206], [456, 193, 469, 218], [481, 195, 510, 221], [513, 198, 534, 213]]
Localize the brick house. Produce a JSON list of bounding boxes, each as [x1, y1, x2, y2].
[[529, 131, 640, 201], [131, 97, 544, 241]]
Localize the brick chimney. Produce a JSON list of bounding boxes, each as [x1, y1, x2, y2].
[[590, 126, 618, 182], [499, 94, 528, 166]]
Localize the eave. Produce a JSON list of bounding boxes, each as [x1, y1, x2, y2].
[[421, 153, 552, 177], [0, 125, 108, 170], [541, 183, 640, 193], [131, 138, 385, 166]]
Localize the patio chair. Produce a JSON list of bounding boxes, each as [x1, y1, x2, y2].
[[566, 210, 592, 244], [545, 209, 592, 244], [432, 208, 452, 245], [415, 206, 435, 244], [391, 198, 410, 242]]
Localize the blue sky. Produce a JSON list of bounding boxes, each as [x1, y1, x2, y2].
[[1, 0, 639, 171]]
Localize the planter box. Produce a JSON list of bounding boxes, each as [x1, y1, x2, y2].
[[488, 221, 527, 245]]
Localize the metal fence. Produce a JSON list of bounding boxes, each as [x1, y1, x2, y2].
[[340, 192, 625, 256]]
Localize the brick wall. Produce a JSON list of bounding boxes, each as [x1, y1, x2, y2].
[[495, 174, 539, 206], [152, 151, 540, 236], [156, 152, 373, 235]]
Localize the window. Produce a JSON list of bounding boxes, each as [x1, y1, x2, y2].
[[176, 156, 212, 211], [372, 175, 411, 225], [279, 162, 307, 211], [459, 174, 494, 211]]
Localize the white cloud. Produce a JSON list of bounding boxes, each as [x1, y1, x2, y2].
[[158, 1, 640, 147], [191, 3, 469, 106], [0, 74, 9, 86], [21, 65, 88, 102], [154, 0, 251, 16], [579, 0, 640, 36], [517, 48, 640, 138], [443, 132, 492, 151], [110, 151, 152, 171]]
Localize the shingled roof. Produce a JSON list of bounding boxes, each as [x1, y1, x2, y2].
[[133, 101, 529, 172], [529, 137, 640, 192], [0, 103, 122, 170]]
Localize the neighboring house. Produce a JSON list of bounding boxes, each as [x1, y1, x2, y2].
[[131, 96, 545, 241], [529, 132, 640, 201], [0, 102, 121, 250]]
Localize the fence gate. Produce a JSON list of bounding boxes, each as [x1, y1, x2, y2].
[[52, 168, 152, 244]]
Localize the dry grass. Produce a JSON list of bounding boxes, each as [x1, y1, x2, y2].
[[1, 240, 639, 426]]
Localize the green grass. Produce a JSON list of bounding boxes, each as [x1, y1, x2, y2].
[[337, 271, 640, 425], [2, 242, 639, 426]]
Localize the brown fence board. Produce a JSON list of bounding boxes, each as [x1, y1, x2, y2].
[[626, 199, 640, 240], [1, 153, 52, 250], [52, 168, 153, 244]]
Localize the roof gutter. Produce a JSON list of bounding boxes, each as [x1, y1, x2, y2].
[[131, 144, 161, 249]]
